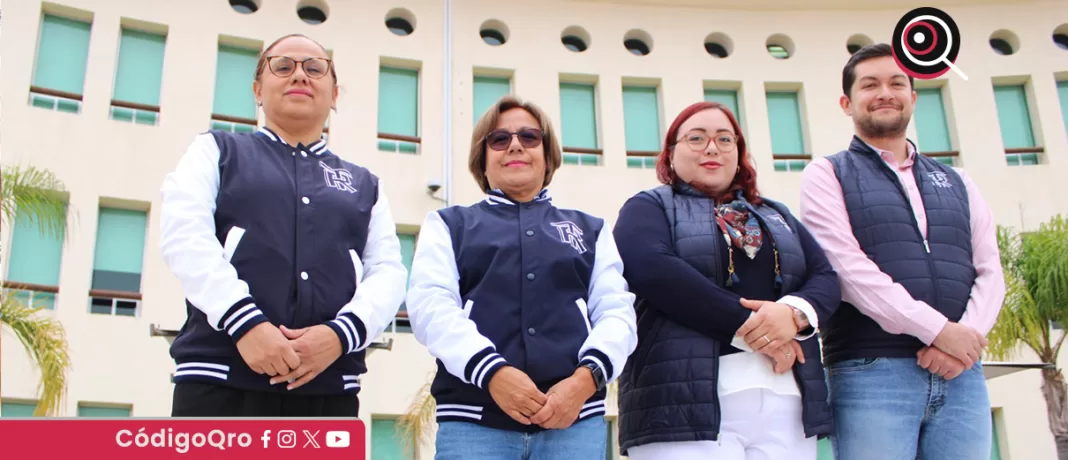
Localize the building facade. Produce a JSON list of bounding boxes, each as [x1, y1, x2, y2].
[[1, 0, 1066, 458]]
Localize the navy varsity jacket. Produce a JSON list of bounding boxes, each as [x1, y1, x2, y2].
[[159, 127, 407, 396], [404, 189, 638, 432]]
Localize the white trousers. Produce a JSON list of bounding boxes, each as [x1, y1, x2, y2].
[[626, 388, 817, 460]]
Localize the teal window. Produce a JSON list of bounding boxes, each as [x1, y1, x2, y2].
[[767, 91, 808, 172], [371, 418, 412, 460], [626, 155, 657, 169], [767, 91, 805, 154], [30, 14, 92, 112], [90, 208, 147, 316], [473, 76, 511, 123], [704, 89, 740, 119], [817, 438, 833, 459], [111, 28, 166, 125], [563, 153, 601, 166], [212, 44, 259, 123], [1, 401, 39, 417], [77, 405, 130, 417], [5, 205, 67, 310], [914, 88, 953, 153], [378, 67, 420, 154], [559, 83, 599, 150], [994, 84, 1040, 166], [1057, 80, 1068, 141], [991, 412, 1002, 460], [606, 419, 615, 459], [622, 85, 661, 153], [934, 156, 956, 167]]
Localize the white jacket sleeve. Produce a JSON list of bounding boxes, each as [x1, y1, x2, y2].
[[405, 211, 509, 391], [578, 225, 638, 384], [159, 133, 268, 343], [327, 179, 408, 354]]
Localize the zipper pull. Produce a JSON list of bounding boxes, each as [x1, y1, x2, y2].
[[923, 240, 931, 253]]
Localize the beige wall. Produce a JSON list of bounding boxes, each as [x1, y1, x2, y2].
[[1, 0, 1066, 459]]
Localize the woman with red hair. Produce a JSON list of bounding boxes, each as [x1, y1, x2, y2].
[[612, 102, 840, 459]]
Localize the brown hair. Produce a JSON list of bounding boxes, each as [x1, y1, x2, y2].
[[468, 96, 563, 192], [254, 34, 337, 83], [656, 101, 763, 206]]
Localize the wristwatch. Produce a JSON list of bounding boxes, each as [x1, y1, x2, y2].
[[580, 361, 607, 391]]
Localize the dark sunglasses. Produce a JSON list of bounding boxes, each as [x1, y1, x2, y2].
[[484, 128, 544, 151]]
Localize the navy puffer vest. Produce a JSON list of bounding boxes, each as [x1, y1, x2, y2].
[[617, 184, 833, 454], [821, 136, 976, 364]]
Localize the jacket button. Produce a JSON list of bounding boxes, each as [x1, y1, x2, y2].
[[301, 151, 308, 158], [300, 271, 309, 280], [526, 273, 535, 280], [527, 327, 536, 336], [302, 197, 310, 204], [526, 230, 534, 236]]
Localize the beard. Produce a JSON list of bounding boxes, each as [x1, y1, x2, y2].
[[857, 111, 909, 139]]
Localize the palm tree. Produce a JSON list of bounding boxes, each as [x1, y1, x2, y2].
[[0, 164, 73, 416], [986, 215, 1068, 459]]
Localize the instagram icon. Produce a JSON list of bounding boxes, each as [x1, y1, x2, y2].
[[277, 430, 297, 449]]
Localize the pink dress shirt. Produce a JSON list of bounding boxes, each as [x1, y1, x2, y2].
[[799, 142, 1005, 345]]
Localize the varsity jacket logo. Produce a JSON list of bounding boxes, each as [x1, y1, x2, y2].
[[551, 221, 587, 254], [320, 161, 358, 193]]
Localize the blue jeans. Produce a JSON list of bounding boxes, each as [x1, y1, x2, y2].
[[827, 357, 991, 460], [435, 417, 606, 460]]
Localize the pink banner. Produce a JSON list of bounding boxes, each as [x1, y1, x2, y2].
[[0, 418, 367, 458]]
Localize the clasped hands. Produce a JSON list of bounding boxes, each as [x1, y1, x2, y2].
[[488, 366, 597, 430], [919, 322, 988, 380], [735, 298, 806, 373], [235, 322, 343, 390]]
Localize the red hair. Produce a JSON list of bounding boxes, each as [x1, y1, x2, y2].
[[655, 101, 762, 206]]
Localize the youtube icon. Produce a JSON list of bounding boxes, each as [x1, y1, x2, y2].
[[326, 431, 350, 448]]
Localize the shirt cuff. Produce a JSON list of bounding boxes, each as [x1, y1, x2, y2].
[[778, 295, 818, 341], [731, 311, 756, 351]]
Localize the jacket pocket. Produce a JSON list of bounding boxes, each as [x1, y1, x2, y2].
[[462, 299, 474, 320], [575, 298, 592, 334], [223, 226, 246, 262], [349, 249, 365, 283]]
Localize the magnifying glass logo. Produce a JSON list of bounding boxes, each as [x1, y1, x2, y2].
[[891, 7, 967, 81]]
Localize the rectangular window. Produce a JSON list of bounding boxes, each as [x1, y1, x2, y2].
[[993, 84, 1041, 166], [378, 66, 421, 154], [111, 27, 166, 126], [622, 85, 661, 171], [4, 205, 66, 310], [29, 14, 92, 113], [606, 419, 615, 460], [371, 418, 412, 460], [766, 91, 809, 171], [1, 401, 39, 417], [77, 405, 131, 417], [90, 208, 147, 317], [704, 89, 740, 118], [211, 43, 259, 130], [1058, 80, 1068, 141], [914, 88, 953, 153], [991, 411, 1003, 460], [473, 76, 511, 123], [392, 233, 416, 334], [817, 438, 834, 460], [559, 82, 601, 165]]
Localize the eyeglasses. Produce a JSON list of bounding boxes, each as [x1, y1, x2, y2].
[[484, 128, 544, 151], [675, 131, 738, 152], [265, 56, 333, 79]]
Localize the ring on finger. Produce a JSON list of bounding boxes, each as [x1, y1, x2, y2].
[[762, 335, 771, 345]]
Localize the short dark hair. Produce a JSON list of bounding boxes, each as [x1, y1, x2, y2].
[[842, 43, 913, 98]]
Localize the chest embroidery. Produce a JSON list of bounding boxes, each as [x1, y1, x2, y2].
[[319, 162, 357, 193], [550, 221, 588, 254]]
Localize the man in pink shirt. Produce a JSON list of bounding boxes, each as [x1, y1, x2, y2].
[[799, 44, 1005, 460]]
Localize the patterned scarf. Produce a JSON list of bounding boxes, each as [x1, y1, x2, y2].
[[714, 200, 763, 259]]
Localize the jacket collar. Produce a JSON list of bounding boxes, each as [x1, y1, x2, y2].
[[485, 188, 552, 206], [849, 135, 918, 160], [257, 126, 329, 156]]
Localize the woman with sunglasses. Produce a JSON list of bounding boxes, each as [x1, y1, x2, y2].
[[159, 34, 407, 417], [405, 96, 638, 459], [612, 101, 840, 459]]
